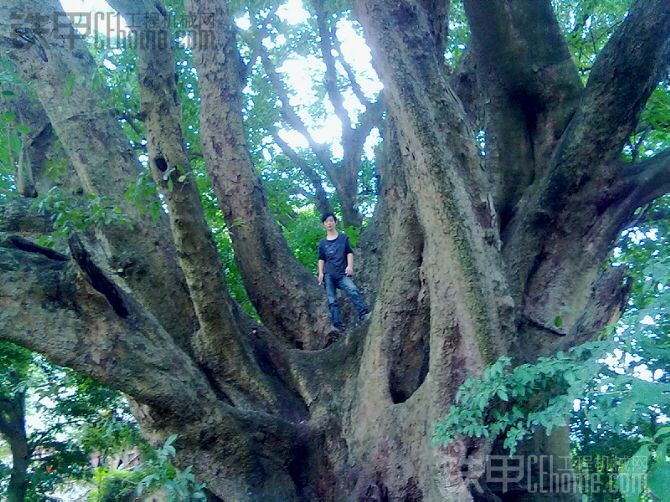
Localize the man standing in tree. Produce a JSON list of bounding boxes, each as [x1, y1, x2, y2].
[[317, 212, 371, 331]]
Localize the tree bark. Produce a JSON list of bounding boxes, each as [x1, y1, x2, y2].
[[107, 0, 294, 411], [183, 0, 332, 348], [0, 0, 198, 351]]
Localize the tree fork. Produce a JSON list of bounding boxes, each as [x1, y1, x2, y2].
[[0, 234, 302, 499]]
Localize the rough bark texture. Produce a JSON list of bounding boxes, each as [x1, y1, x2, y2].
[[183, 0, 334, 349], [107, 0, 294, 412], [0, 0, 198, 352], [0, 0, 669, 500]]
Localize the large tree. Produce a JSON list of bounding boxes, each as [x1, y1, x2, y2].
[[0, 0, 668, 499]]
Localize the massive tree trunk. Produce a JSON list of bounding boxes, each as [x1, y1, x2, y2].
[[0, 0, 669, 500]]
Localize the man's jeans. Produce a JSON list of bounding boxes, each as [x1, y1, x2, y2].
[[324, 273, 369, 328]]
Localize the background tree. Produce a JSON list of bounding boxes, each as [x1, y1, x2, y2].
[[0, 0, 668, 500], [0, 341, 144, 501]]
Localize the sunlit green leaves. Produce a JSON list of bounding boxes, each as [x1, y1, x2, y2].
[[32, 187, 132, 246]]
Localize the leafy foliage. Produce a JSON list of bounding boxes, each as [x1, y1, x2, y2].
[[0, 343, 142, 500], [90, 435, 206, 502]]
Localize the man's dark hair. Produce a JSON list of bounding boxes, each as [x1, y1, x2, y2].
[[321, 212, 338, 223]]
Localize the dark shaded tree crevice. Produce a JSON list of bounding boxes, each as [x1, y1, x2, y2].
[[68, 235, 129, 318], [7, 235, 68, 261], [388, 242, 431, 405]]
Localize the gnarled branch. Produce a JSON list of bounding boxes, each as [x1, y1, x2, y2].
[[0, 234, 300, 499], [256, 39, 338, 177], [330, 24, 372, 109], [621, 149, 670, 209], [463, 0, 583, 225], [313, 0, 353, 132], [271, 130, 332, 216], [561, 0, 670, 170], [183, 0, 331, 348], [109, 0, 292, 411]]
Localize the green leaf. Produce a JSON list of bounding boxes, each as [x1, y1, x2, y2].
[[553, 316, 562, 328], [647, 460, 670, 502], [617, 444, 649, 502]]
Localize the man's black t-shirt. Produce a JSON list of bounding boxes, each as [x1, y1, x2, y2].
[[318, 233, 353, 278]]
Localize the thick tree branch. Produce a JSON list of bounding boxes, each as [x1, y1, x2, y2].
[[0, 0, 198, 350], [354, 1, 513, 456], [562, 0, 670, 168], [621, 149, 670, 208], [0, 82, 81, 200], [502, 0, 670, 323], [448, 48, 482, 127], [0, 392, 29, 502], [256, 40, 338, 178], [0, 197, 52, 235], [330, 25, 372, 109], [183, 0, 332, 348], [0, 91, 35, 197], [271, 130, 332, 216], [345, 100, 383, 167], [336, 102, 383, 226], [463, 0, 583, 225], [0, 234, 300, 499], [109, 0, 293, 411], [417, 0, 449, 53], [240, 7, 279, 81], [253, 27, 370, 226], [249, 10, 382, 226], [502, 154, 668, 356], [463, 0, 581, 104], [0, 235, 209, 418]]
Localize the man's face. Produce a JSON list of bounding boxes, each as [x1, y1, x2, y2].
[[323, 216, 336, 231]]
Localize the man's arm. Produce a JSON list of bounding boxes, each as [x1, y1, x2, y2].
[[345, 253, 353, 276], [318, 259, 325, 284], [345, 235, 354, 276], [317, 241, 325, 284]]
